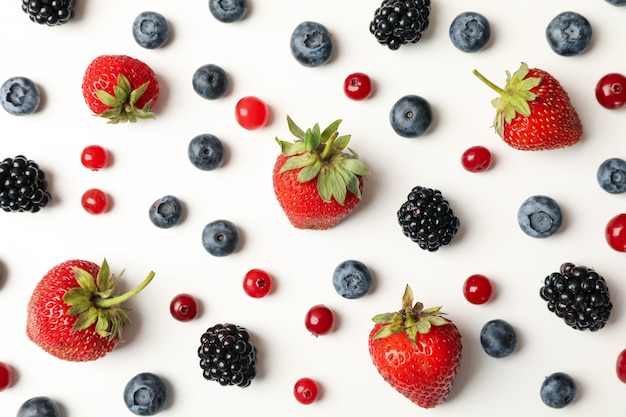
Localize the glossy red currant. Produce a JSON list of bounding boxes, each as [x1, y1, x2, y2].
[[463, 274, 493, 305], [235, 96, 269, 130], [461, 146, 492, 172], [81, 188, 109, 215], [305, 304, 334, 336], [80, 145, 109, 170], [595, 73, 626, 110], [0, 362, 13, 391], [343, 72, 372, 100], [243, 269, 273, 298], [606, 213, 626, 252], [294, 377, 319, 405], [617, 349, 626, 383], [170, 293, 199, 322]]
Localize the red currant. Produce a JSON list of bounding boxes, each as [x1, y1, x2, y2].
[[606, 213, 626, 252], [595, 73, 626, 110], [81, 188, 109, 215], [235, 96, 269, 130], [617, 349, 626, 383], [170, 293, 199, 322], [463, 274, 493, 305], [0, 362, 13, 391], [294, 377, 319, 405], [343, 72, 372, 101], [461, 146, 492, 172], [243, 269, 273, 298], [80, 145, 109, 170], [305, 304, 334, 336]]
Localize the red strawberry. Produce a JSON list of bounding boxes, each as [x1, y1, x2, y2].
[[272, 116, 369, 230], [368, 285, 462, 409], [26, 259, 155, 362], [473, 62, 582, 151], [81, 55, 159, 124]]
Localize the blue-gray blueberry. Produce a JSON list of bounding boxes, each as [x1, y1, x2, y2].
[[449, 12, 491, 52], [17, 396, 61, 417], [209, 0, 248, 23], [290, 21, 334, 67], [597, 157, 626, 194], [517, 195, 562, 238], [546, 11, 592, 56], [389, 95, 433, 138], [480, 319, 517, 358], [188, 134, 225, 171], [540, 372, 577, 408], [124, 372, 169, 416], [149, 195, 183, 229], [332, 260, 373, 299], [192, 64, 229, 100], [132, 11, 170, 49], [202, 220, 240, 256], [1, 77, 40, 116]]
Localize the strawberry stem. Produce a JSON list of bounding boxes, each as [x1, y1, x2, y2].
[[319, 131, 338, 160], [94, 271, 155, 308], [472, 69, 505, 95]]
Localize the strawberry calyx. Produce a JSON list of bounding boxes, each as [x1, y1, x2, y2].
[[371, 285, 449, 344], [275, 115, 369, 205], [62, 258, 155, 340], [472, 62, 542, 139], [94, 74, 155, 124]]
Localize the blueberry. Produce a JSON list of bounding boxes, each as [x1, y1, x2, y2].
[[132, 11, 170, 49], [389, 95, 433, 138], [202, 219, 240, 257], [149, 195, 183, 229], [124, 372, 168, 416], [192, 64, 229, 100], [1, 76, 41, 116], [606, 0, 626, 5], [449, 12, 491, 53], [597, 157, 626, 194], [290, 21, 334, 67], [16, 396, 61, 417], [546, 11, 592, 57], [332, 260, 373, 299], [208, 0, 248, 23], [480, 319, 517, 358], [188, 133, 225, 171], [517, 195, 562, 238], [540, 372, 577, 408]]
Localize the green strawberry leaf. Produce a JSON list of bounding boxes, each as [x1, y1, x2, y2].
[[321, 119, 342, 143], [297, 159, 322, 183], [333, 134, 351, 150], [287, 115, 306, 140], [276, 139, 306, 156], [280, 154, 316, 173]]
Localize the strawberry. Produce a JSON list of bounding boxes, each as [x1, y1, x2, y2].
[[81, 55, 159, 124], [473, 62, 582, 151], [272, 116, 369, 230], [26, 259, 155, 362], [368, 285, 462, 409]]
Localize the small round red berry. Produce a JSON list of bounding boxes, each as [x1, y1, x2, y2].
[[80, 145, 109, 170], [294, 377, 319, 405], [461, 146, 492, 172], [0, 362, 14, 391], [235, 96, 269, 130], [170, 293, 199, 322], [243, 268, 273, 298], [81, 188, 109, 215], [463, 274, 493, 305], [343, 72, 372, 101], [606, 213, 626, 252], [305, 304, 335, 336], [617, 349, 626, 383], [595, 73, 626, 110]]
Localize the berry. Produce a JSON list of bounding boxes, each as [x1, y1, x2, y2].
[[294, 377, 320, 405], [369, 0, 431, 50], [545, 11, 592, 57], [595, 73, 626, 109], [449, 12, 491, 53], [290, 21, 334, 67], [461, 145, 492, 172], [0, 361, 13, 391], [597, 158, 626, 194], [343, 72, 373, 100], [397, 186, 460, 251], [201, 219, 240, 256], [332, 259, 373, 299], [208, 0, 248, 23], [305, 304, 335, 336], [21, 0, 75, 26], [605, 213, 626, 252], [192, 64, 229, 100], [517, 195, 562, 238], [243, 269, 272, 298], [123, 372, 169, 415], [198, 323, 257, 387], [480, 319, 517, 358], [540, 372, 577, 408], [80, 145, 109, 170], [81, 188, 109, 215], [606, 0, 626, 5], [132, 11, 170, 49], [0, 155, 51, 213], [188, 134, 225, 171], [235, 96, 269, 130], [170, 293, 199, 322], [17, 397, 61, 417], [389, 95, 433, 138], [149, 195, 183, 228], [617, 349, 626, 383], [540, 263, 613, 331], [1, 76, 41, 116], [463, 274, 493, 305]]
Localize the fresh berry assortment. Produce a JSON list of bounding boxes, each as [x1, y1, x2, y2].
[[0, 76, 41, 116], [123, 372, 169, 415]]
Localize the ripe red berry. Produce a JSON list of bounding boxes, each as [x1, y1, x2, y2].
[[170, 293, 199, 322], [243, 269, 273, 298], [235, 96, 269, 130], [80, 145, 109, 170], [617, 349, 626, 383], [595, 73, 626, 110], [305, 304, 335, 336], [461, 145, 492, 172], [463, 274, 493, 305], [0, 362, 13, 391], [606, 213, 626, 252], [294, 377, 319, 404], [343, 72, 373, 100], [81, 188, 109, 214]]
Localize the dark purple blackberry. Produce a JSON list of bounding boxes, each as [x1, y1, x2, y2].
[[397, 186, 460, 251], [22, 0, 76, 26], [369, 0, 431, 50], [198, 323, 257, 388], [540, 263, 613, 331], [0, 156, 51, 213]]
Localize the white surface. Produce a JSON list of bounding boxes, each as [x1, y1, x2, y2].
[[1, 0, 625, 415]]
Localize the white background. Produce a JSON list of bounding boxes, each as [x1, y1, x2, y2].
[[1, 0, 626, 415]]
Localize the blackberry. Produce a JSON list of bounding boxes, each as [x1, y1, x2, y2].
[[21, 0, 76, 26], [397, 186, 460, 251], [540, 263, 613, 331], [369, 0, 431, 50], [0, 156, 51, 213], [198, 323, 257, 388]]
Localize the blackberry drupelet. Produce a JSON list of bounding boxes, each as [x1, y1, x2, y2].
[[540, 263, 613, 331], [369, 0, 431, 50], [397, 186, 460, 251], [198, 323, 257, 388], [0, 156, 51, 213], [22, 0, 76, 26]]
